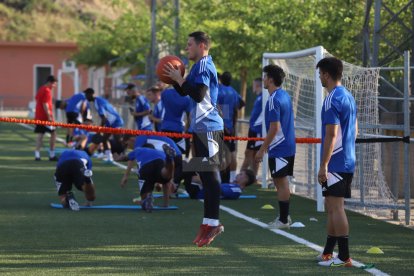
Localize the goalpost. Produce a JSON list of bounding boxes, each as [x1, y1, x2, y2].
[[262, 46, 397, 214]]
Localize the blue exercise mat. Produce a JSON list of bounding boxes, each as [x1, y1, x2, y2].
[[153, 194, 256, 199], [50, 203, 178, 210]]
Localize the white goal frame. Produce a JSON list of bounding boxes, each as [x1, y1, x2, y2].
[[262, 46, 325, 212]]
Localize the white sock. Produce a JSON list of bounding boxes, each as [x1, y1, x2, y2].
[[230, 171, 237, 182], [202, 218, 209, 225], [207, 219, 219, 227], [35, 151, 40, 158], [105, 150, 113, 160], [49, 150, 55, 158]]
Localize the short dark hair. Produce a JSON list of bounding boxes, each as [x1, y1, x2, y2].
[[263, 64, 285, 86], [316, 57, 343, 81], [221, 71, 232, 86], [189, 31, 211, 50], [146, 85, 162, 93], [46, 75, 57, 83], [241, 169, 256, 187], [84, 88, 94, 94], [126, 83, 136, 90]]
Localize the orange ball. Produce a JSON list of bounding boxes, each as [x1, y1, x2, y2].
[[156, 55, 185, 84]]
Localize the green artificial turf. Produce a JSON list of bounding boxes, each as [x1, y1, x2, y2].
[[0, 123, 413, 275]]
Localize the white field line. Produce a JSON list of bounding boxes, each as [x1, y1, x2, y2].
[[17, 123, 389, 275]]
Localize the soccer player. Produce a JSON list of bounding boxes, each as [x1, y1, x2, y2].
[[163, 31, 224, 247], [159, 86, 191, 155], [64, 88, 93, 145], [120, 144, 176, 212], [85, 90, 124, 162], [132, 87, 153, 131], [241, 78, 263, 177], [53, 149, 96, 211], [34, 75, 58, 161], [183, 167, 256, 200], [255, 64, 296, 229], [122, 134, 184, 191], [146, 86, 164, 131], [217, 71, 245, 183], [316, 57, 357, 267]]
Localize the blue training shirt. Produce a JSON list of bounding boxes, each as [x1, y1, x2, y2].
[[134, 95, 152, 130], [153, 100, 165, 131], [127, 147, 166, 172], [185, 55, 223, 132], [217, 84, 242, 133], [65, 93, 88, 114], [57, 149, 92, 170], [321, 85, 357, 173], [198, 183, 242, 200], [249, 93, 263, 133], [134, 135, 182, 157], [160, 88, 191, 132], [94, 97, 124, 128], [265, 88, 296, 158]]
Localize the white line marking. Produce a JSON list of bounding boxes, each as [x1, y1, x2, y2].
[[17, 123, 389, 275], [219, 205, 389, 276]]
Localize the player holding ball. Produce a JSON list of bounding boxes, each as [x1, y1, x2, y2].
[[161, 31, 224, 247]]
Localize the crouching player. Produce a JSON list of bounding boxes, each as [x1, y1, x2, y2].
[[54, 149, 96, 211], [120, 144, 176, 212]]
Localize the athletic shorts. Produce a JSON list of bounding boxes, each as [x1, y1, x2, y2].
[[34, 125, 55, 134], [66, 112, 81, 124], [246, 129, 263, 151], [268, 155, 295, 178], [191, 131, 224, 171], [322, 172, 353, 198], [54, 159, 93, 196], [139, 159, 170, 195]]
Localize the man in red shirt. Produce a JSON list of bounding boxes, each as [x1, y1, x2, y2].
[[34, 75, 58, 161]]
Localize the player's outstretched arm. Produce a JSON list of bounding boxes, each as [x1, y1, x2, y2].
[[120, 160, 134, 188]]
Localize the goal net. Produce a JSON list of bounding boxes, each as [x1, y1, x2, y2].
[[262, 46, 397, 216]]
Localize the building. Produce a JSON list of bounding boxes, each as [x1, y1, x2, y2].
[[0, 41, 89, 110]]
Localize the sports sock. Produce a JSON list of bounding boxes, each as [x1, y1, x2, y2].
[[278, 200, 290, 224], [202, 218, 209, 225], [207, 219, 219, 227], [35, 151, 40, 159], [49, 150, 55, 158], [337, 235, 350, 261], [229, 171, 236, 182], [66, 134, 70, 144], [322, 235, 337, 255]]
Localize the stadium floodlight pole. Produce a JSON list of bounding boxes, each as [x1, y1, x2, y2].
[[403, 50, 411, 225]]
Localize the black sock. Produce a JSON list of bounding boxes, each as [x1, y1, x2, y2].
[[337, 235, 350, 261], [278, 200, 290, 224], [66, 135, 70, 144], [322, 235, 337, 255]]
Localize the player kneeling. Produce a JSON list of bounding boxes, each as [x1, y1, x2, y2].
[[120, 144, 176, 212], [53, 149, 96, 211]]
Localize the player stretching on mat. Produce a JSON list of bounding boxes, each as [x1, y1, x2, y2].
[[255, 64, 296, 229], [316, 57, 357, 267], [120, 144, 176, 212], [163, 31, 224, 247], [53, 149, 96, 211], [182, 165, 256, 200]]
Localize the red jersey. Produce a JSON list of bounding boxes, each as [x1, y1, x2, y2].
[[35, 85, 54, 121]]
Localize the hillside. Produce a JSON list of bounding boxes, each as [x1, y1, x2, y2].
[[0, 0, 138, 42]]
